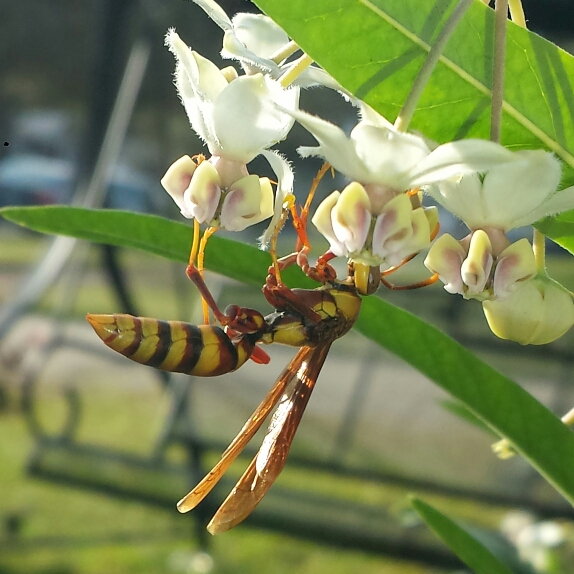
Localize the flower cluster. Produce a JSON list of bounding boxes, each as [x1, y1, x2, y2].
[[161, 0, 574, 345]]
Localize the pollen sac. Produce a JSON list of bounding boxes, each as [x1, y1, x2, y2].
[[483, 275, 574, 345]]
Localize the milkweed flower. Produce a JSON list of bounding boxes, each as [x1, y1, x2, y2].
[[190, 0, 345, 91], [425, 150, 574, 301], [161, 29, 298, 240], [283, 104, 516, 267]]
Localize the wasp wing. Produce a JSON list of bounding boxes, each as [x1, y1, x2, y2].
[[177, 345, 314, 513], [207, 342, 332, 534]]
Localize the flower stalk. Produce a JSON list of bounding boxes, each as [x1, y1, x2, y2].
[[394, 0, 474, 132], [279, 53, 314, 88], [490, 0, 509, 143]]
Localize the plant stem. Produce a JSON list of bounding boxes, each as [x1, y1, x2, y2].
[[533, 228, 546, 272], [508, 0, 526, 28], [490, 0, 508, 143], [270, 40, 299, 64], [279, 53, 313, 88], [394, 0, 473, 132]]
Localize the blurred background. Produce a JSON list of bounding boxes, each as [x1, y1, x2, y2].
[[2, 1, 574, 573]]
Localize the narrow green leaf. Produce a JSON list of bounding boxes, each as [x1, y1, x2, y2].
[[254, 0, 574, 187], [4, 206, 574, 508], [440, 399, 496, 437], [411, 497, 515, 574], [0, 206, 310, 288], [356, 296, 574, 508]]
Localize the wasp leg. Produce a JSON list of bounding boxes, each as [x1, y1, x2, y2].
[[381, 272, 439, 291]]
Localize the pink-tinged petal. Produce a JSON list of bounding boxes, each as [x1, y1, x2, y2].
[[492, 239, 536, 299], [461, 229, 493, 296], [160, 155, 198, 216], [424, 234, 466, 295], [331, 182, 371, 253], [311, 191, 347, 257], [219, 174, 262, 231], [184, 160, 221, 223], [371, 194, 414, 258]]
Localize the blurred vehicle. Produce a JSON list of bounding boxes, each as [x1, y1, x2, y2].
[[0, 109, 161, 212]]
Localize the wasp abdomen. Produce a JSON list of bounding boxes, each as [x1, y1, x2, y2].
[[86, 314, 256, 377]]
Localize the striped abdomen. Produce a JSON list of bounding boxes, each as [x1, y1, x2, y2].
[[86, 314, 257, 377]]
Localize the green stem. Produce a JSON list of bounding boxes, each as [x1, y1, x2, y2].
[[508, 0, 526, 28], [394, 0, 473, 132], [270, 40, 299, 64], [279, 53, 313, 88], [490, 0, 508, 143], [533, 228, 546, 272]]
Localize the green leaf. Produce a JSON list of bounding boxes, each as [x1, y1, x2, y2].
[[5, 206, 574, 508], [411, 497, 516, 574], [0, 206, 310, 288], [440, 399, 497, 437], [254, 0, 574, 188], [356, 296, 574, 508], [536, 212, 574, 256]]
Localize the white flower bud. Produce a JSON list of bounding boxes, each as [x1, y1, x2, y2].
[[483, 275, 574, 345]]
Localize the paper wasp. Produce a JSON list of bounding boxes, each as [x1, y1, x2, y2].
[[86, 163, 436, 534]]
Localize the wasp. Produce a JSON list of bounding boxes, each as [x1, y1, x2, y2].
[[87, 251, 361, 534]]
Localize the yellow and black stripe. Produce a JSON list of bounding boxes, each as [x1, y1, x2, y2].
[[86, 314, 258, 377]]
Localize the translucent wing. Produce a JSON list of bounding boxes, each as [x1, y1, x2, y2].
[[207, 343, 332, 534], [177, 345, 315, 513]]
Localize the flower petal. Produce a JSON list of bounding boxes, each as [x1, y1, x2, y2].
[[219, 174, 263, 231], [160, 155, 198, 216], [311, 190, 347, 257], [230, 13, 289, 60], [460, 229, 493, 295], [259, 150, 294, 247], [331, 182, 371, 253], [282, 108, 370, 182], [492, 239, 536, 299], [192, 0, 232, 31], [424, 233, 466, 295], [213, 74, 298, 162], [410, 139, 517, 187], [371, 194, 414, 258], [351, 123, 430, 189], [483, 276, 574, 344], [183, 160, 221, 223], [513, 184, 574, 227], [481, 151, 561, 229]]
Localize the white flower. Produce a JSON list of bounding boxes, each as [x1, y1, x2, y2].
[[284, 104, 515, 267], [191, 0, 345, 91], [424, 231, 537, 301], [427, 150, 574, 230], [483, 274, 574, 344], [162, 30, 299, 238], [313, 183, 438, 267]]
